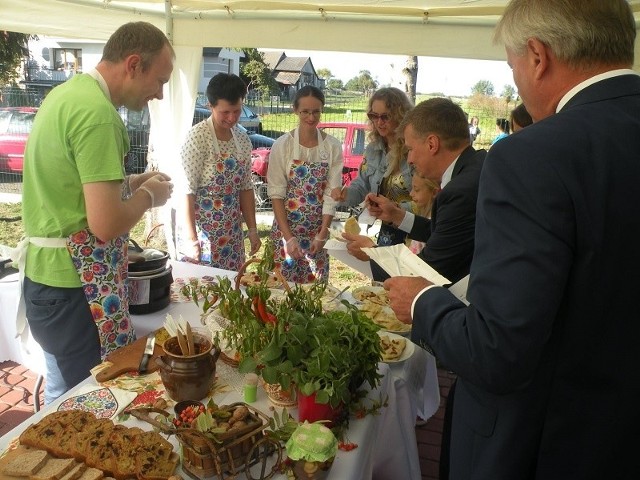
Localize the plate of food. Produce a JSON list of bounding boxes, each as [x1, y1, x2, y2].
[[352, 285, 389, 306], [237, 271, 282, 289], [378, 331, 415, 363], [357, 300, 411, 335]]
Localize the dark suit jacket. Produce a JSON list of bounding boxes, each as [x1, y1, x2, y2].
[[371, 146, 485, 284], [412, 74, 640, 479]]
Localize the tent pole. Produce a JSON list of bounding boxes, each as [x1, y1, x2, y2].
[[165, 0, 174, 44]]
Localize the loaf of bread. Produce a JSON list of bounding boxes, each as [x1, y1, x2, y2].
[[2, 449, 49, 476], [13, 409, 176, 480]]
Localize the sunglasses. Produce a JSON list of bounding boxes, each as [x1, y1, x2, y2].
[[367, 112, 391, 123]]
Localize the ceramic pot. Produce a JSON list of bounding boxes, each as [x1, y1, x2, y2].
[[156, 333, 220, 401], [297, 392, 341, 427]]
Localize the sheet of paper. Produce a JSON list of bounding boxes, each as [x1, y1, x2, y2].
[[361, 244, 450, 285], [325, 239, 373, 278]]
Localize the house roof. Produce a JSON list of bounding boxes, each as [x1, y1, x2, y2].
[[276, 56, 309, 72], [262, 51, 285, 70], [273, 71, 302, 85]]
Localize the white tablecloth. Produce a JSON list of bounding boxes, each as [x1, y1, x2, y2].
[[0, 271, 45, 375], [0, 260, 440, 479]]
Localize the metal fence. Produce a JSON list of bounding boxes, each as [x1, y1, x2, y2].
[[1, 85, 512, 197]]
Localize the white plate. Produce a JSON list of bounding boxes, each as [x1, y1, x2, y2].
[[378, 331, 415, 363], [352, 285, 389, 305]]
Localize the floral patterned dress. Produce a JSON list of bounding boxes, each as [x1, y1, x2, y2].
[[178, 118, 252, 271], [270, 128, 330, 283]]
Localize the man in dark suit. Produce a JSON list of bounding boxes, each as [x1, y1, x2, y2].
[[385, 0, 640, 478], [344, 98, 486, 285]]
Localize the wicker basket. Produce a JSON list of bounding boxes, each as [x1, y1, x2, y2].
[[176, 402, 281, 480]]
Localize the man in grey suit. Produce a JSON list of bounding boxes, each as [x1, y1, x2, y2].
[[385, 0, 640, 478]]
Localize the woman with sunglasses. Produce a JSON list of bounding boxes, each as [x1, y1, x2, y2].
[[331, 87, 414, 246], [267, 86, 344, 283]]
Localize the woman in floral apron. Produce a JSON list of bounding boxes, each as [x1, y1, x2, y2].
[[177, 73, 261, 271], [267, 86, 343, 283]]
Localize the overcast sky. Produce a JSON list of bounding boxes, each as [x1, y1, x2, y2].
[[262, 49, 516, 97]]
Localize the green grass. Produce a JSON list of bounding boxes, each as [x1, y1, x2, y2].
[[0, 202, 369, 289]]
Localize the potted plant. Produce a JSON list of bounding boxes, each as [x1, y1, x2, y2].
[[183, 239, 383, 424]]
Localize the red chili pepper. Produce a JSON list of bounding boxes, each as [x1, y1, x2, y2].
[[338, 441, 358, 451], [255, 297, 277, 325]]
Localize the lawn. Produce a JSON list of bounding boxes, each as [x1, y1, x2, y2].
[[0, 202, 369, 290]]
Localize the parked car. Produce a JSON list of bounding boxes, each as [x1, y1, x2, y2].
[[195, 97, 263, 133], [0, 106, 37, 174], [317, 122, 368, 185]]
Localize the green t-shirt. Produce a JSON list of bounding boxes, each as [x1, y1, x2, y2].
[[22, 73, 129, 287]]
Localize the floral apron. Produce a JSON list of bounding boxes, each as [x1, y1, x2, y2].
[[66, 228, 134, 360], [191, 118, 246, 271], [270, 128, 329, 284]]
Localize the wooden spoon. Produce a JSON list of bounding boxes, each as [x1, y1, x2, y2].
[[176, 329, 189, 356], [185, 323, 195, 356]]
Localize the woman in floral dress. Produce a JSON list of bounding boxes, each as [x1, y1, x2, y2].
[[177, 73, 261, 270], [267, 86, 343, 283]]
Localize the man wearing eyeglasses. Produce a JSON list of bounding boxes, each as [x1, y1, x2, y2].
[[344, 97, 486, 285]]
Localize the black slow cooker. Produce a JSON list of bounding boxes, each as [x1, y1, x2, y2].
[[128, 239, 173, 314]]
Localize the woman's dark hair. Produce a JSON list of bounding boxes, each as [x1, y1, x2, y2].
[[293, 85, 325, 108], [510, 104, 533, 131], [206, 73, 247, 106], [496, 117, 510, 132]]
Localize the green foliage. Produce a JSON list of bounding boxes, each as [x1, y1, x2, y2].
[[471, 79, 495, 97], [316, 68, 332, 81], [258, 302, 382, 409], [501, 84, 517, 105], [240, 48, 277, 98], [0, 31, 34, 86], [344, 70, 378, 94]]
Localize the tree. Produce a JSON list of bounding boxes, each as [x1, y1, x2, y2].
[[471, 80, 495, 97], [501, 84, 516, 107], [0, 31, 34, 86], [316, 68, 332, 81], [402, 56, 418, 103], [345, 70, 378, 94], [326, 78, 344, 91], [240, 48, 276, 100]]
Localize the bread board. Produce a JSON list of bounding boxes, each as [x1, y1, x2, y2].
[[95, 335, 163, 383]]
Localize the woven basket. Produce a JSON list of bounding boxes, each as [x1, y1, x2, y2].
[[176, 403, 281, 480]]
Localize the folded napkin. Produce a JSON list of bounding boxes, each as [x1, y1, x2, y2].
[[325, 239, 373, 277], [56, 384, 137, 420], [361, 244, 450, 285]]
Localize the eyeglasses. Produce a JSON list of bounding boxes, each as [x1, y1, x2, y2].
[[299, 110, 323, 117], [367, 112, 391, 123]]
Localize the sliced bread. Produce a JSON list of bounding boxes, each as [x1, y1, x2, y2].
[[29, 457, 76, 480], [108, 427, 142, 480], [136, 451, 179, 480], [2, 449, 49, 476], [75, 467, 103, 480], [58, 463, 86, 480]]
